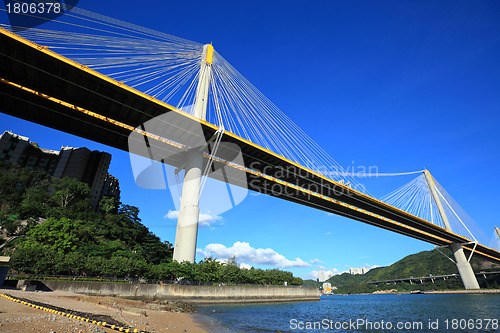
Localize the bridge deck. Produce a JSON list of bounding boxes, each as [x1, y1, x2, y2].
[[1, 27, 499, 264]]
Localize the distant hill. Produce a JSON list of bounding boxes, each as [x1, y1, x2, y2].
[[330, 248, 500, 286], [303, 248, 500, 293], [302, 279, 321, 287], [361, 248, 458, 282]]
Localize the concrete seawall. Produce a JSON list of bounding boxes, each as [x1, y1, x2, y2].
[[39, 280, 320, 304]]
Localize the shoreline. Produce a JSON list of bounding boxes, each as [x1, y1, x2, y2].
[[329, 288, 500, 296], [0, 287, 210, 332], [192, 312, 236, 333], [424, 289, 500, 294]]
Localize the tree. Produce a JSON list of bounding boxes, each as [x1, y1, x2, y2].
[[0, 162, 50, 214], [220, 257, 243, 283], [51, 177, 90, 208], [11, 247, 64, 274], [118, 204, 141, 224], [99, 196, 118, 215], [166, 260, 194, 280], [194, 257, 221, 282], [242, 267, 266, 285], [1, 214, 21, 236], [139, 234, 173, 265], [56, 252, 86, 275], [18, 185, 50, 218], [21, 217, 86, 253]]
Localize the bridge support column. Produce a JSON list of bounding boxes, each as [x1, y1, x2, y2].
[[172, 44, 214, 263], [450, 243, 479, 289], [423, 170, 480, 289], [173, 150, 203, 263]]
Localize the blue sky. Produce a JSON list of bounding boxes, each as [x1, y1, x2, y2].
[[1, 0, 500, 280]]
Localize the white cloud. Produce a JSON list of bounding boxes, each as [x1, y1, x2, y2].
[[308, 268, 348, 282], [199, 212, 223, 228], [165, 210, 178, 219], [325, 231, 332, 236], [164, 210, 223, 229], [239, 263, 252, 270], [310, 258, 323, 265], [197, 241, 311, 268], [367, 264, 380, 270]]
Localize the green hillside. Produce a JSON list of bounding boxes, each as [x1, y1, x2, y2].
[[363, 248, 458, 281], [320, 249, 500, 293], [0, 161, 303, 285], [0, 160, 174, 277]]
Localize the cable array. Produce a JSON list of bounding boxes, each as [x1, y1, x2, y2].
[[1, 6, 365, 191], [5, 8, 203, 103], [432, 176, 488, 245], [381, 173, 488, 245], [208, 51, 364, 189], [381, 174, 443, 227]]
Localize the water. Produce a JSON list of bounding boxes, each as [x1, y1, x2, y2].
[[197, 294, 500, 332]]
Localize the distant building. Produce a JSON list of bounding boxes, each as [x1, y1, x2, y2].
[[101, 174, 121, 202], [321, 282, 337, 295], [0, 132, 31, 165], [322, 282, 333, 295], [317, 270, 333, 283], [0, 131, 120, 209], [349, 267, 370, 275]]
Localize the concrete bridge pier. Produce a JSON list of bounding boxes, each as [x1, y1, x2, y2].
[[450, 243, 480, 289], [423, 170, 480, 290], [172, 149, 203, 263]]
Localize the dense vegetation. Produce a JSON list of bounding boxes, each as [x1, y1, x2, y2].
[[0, 161, 302, 285], [310, 249, 500, 294]]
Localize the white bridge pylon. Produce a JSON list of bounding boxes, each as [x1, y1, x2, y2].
[[172, 44, 214, 263], [423, 170, 480, 290]]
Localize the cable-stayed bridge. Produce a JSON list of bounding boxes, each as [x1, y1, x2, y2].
[[0, 9, 499, 290]]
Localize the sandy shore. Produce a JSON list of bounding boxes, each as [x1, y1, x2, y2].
[[0, 288, 210, 333]]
